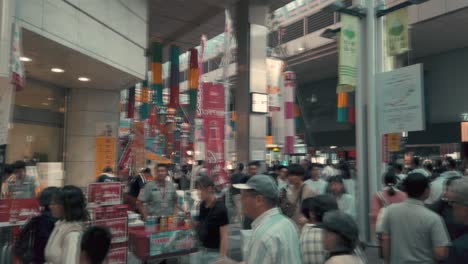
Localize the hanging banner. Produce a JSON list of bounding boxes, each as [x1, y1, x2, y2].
[[11, 21, 25, 91], [388, 133, 401, 152], [386, 7, 410, 56], [203, 83, 227, 186], [0, 78, 14, 145], [169, 45, 180, 108], [194, 36, 207, 161], [284, 72, 296, 155], [95, 137, 116, 177], [266, 58, 284, 111], [338, 14, 360, 93], [132, 122, 146, 170]]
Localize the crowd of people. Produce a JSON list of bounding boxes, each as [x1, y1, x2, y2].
[[2, 155, 468, 263]]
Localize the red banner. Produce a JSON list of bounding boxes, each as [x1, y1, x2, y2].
[[94, 217, 128, 243], [202, 83, 227, 186], [106, 246, 127, 264], [0, 199, 40, 223], [87, 182, 122, 206]]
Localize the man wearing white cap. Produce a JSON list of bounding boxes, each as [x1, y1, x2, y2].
[[446, 177, 468, 263], [234, 174, 302, 264]]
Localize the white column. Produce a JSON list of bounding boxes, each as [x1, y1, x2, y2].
[[0, 0, 15, 146], [65, 88, 120, 187]]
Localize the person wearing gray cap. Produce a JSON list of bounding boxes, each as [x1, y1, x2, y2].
[[321, 210, 364, 264], [234, 174, 302, 264], [446, 177, 468, 263]]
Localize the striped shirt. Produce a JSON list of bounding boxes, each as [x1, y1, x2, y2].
[[245, 208, 302, 264], [300, 224, 326, 264]]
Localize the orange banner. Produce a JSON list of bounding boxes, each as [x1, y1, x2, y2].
[[95, 137, 116, 176]]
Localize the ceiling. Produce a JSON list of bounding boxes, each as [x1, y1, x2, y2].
[[290, 7, 468, 86], [148, 0, 295, 53], [21, 29, 141, 91]]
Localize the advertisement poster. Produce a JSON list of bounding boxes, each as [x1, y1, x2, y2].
[[377, 64, 425, 134], [149, 229, 195, 256], [87, 182, 122, 206], [266, 58, 283, 111], [105, 247, 127, 264], [94, 217, 128, 243], [0, 199, 40, 223], [95, 137, 116, 176], [0, 79, 14, 145], [133, 121, 146, 170], [202, 83, 227, 186]]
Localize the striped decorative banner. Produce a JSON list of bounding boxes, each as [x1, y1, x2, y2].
[[127, 87, 135, 119], [284, 71, 296, 155], [151, 42, 163, 106], [189, 48, 199, 112], [140, 80, 150, 119], [169, 45, 180, 108], [338, 14, 359, 93], [337, 92, 348, 122]]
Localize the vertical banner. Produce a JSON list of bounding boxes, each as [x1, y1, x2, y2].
[[127, 87, 135, 119], [337, 92, 348, 122], [386, 7, 409, 56], [132, 122, 146, 170], [11, 21, 25, 91], [0, 78, 14, 145], [284, 71, 296, 155], [151, 42, 164, 106], [188, 48, 199, 113], [169, 45, 180, 108], [266, 58, 284, 111], [203, 83, 227, 186], [194, 36, 207, 161], [140, 80, 150, 119], [0, 145, 6, 182], [338, 14, 360, 93], [95, 137, 117, 177]]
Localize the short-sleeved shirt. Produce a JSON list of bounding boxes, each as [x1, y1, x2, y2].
[[128, 174, 148, 198], [447, 233, 468, 263], [300, 224, 326, 264], [337, 193, 356, 219], [138, 180, 177, 217], [197, 200, 229, 249], [5, 175, 38, 199], [304, 179, 328, 195], [245, 208, 302, 264], [382, 198, 451, 264], [285, 184, 316, 228], [97, 174, 120, 183]]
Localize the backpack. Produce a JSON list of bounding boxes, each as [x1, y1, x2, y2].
[[14, 216, 39, 263], [375, 191, 389, 234], [279, 185, 304, 218]]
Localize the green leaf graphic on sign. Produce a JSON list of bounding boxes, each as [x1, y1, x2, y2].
[[343, 29, 355, 39], [389, 20, 404, 36]]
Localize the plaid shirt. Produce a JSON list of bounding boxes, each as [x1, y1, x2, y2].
[[300, 224, 326, 264]]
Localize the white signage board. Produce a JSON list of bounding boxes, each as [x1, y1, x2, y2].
[[377, 64, 425, 134]]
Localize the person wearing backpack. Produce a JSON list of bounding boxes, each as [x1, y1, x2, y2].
[[14, 187, 59, 264]]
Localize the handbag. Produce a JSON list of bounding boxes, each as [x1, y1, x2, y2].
[[279, 185, 305, 218]]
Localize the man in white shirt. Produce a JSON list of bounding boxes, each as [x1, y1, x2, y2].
[[305, 164, 327, 194]]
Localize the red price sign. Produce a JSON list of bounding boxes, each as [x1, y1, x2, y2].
[[105, 247, 127, 264], [87, 182, 122, 206], [0, 199, 40, 223], [94, 217, 128, 244]]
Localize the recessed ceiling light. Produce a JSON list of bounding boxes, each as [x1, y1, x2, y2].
[[41, 102, 49, 106], [51, 68, 64, 73], [47, 97, 54, 101], [21, 104, 29, 107], [20, 57, 32, 62], [298, 47, 305, 51], [78, 77, 90, 82]]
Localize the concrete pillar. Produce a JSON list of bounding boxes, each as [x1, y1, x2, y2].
[[0, 0, 15, 147], [65, 88, 120, 187], [235, 0, 268, 165]]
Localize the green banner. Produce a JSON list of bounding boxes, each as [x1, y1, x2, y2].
[[338, 14, 359, 93], [386, 7, 409, 56]]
